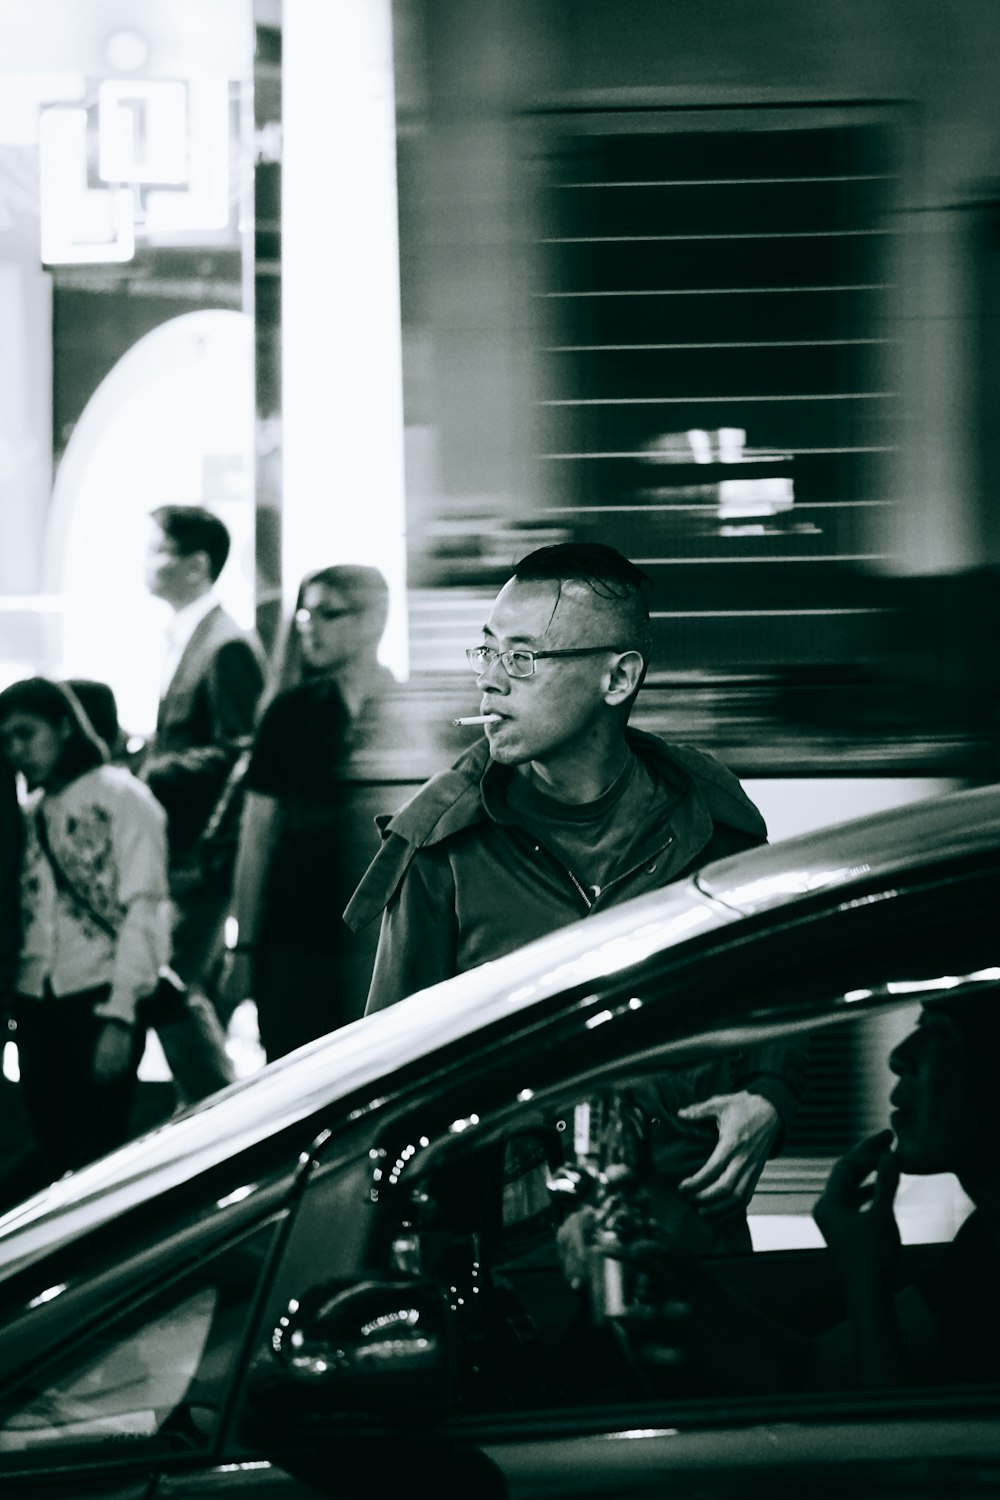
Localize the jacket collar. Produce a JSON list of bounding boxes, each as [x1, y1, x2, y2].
[[379, 727, 764, 850], [345, 727, 764, 934]]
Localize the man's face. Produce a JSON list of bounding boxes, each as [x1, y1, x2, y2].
[[888, 1006, 985, 1176], [144, 524, 202, 606], [475, 577, 618, 767]]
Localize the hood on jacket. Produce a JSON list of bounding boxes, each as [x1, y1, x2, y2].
[[343, 729, 765, 933]]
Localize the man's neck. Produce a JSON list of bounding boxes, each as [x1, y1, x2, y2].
[[519, 738, 631, 806], [168, 584, 213, 616]]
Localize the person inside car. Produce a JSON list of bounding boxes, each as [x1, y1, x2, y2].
[[559, 993, 1000, 1390], [810, 992, 1000, 1386]]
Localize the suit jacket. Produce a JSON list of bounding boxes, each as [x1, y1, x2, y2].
[[142, 604, 265, 864]]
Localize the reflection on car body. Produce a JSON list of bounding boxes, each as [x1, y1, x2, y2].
[[0, 786, 998, 1496]]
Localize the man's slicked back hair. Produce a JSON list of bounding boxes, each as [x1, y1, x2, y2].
[[511, 541, 653, 663], [151, 505, 231, 582]]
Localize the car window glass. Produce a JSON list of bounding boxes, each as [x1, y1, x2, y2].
[[0, 1289, 217, 1451], [361, 986, 1000, 1414], [233, 869, 999, 1437], [0, 1222, 274, 1465]]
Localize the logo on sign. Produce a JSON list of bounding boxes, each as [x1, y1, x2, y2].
[[40, 78, 232, 265]]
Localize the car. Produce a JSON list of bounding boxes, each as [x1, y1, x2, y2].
[[0, 783, 999, 1498]]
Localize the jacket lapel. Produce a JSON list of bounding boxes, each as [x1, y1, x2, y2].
[[157, 606, 224, 729]]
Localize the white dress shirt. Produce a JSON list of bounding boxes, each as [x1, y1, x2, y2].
[[159, 590, 219, 698]]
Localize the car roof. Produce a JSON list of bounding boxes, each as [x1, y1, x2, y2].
[[1, 783, 997, 1273]]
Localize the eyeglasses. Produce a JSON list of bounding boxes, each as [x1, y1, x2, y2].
[[466, 644, 622, 679], [295, 606, 355, 626]]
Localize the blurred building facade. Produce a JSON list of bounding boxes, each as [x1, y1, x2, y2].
[[1, 0, 999, 771], [392, 0, 1000, 778]]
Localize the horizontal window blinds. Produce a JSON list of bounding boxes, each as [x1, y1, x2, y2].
[[534, 109, 901, 674]]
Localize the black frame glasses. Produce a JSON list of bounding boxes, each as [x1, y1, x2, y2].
[[466, 644, 623, 679]]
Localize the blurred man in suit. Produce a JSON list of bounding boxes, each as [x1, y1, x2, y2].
[[141, 505, 266, 996]]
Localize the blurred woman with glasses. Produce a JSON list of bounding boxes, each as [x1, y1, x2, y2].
[[219, 565, 396, 1060]]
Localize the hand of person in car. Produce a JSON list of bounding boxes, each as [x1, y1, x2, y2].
[[676, 1090, 781, 1216], [812, 1129, 901, 1286], [93, 1019, 135, 1081]]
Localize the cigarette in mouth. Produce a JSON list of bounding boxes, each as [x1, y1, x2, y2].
[[452, 713, 502, 726]]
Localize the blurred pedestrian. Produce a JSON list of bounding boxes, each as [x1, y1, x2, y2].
[[0, 759, 43, 1211], [0, 759, 21, 1006], [65, 679, 128, 764], [140, 505, 265, 1000], [219, 565, 395, 1059], [0, 678, 170, 1177]]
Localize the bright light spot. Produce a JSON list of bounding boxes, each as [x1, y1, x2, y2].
[[215, 1184, 255, 1209], [842, 989, 873, 1003], [2, 1041, 19, 1085], [887, 976, 961, 995], [628, 997, 643, 1010], [717, 426, 746, 463], [585, 1009, 614, 1030], [607, 1428, 681, 1440], [729, 865, 872, 907], [718, 476, 794, 519], [28, 1285, 67, 1309], [517, 1088, 534, 1102], [104, 30, 152, 74]]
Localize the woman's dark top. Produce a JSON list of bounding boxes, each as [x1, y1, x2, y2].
[[243, 678, 355, 952]]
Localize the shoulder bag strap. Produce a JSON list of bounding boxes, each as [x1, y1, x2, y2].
[[33, 805, 118, 940]]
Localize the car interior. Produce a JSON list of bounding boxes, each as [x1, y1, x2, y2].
[[0, 859, 997, 1479]]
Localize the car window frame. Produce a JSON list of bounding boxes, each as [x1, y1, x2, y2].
[[0, 1214, 284, 1484], [219, 856, 1000, 1459]]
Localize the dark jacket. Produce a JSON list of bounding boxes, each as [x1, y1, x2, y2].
[[347, 728, 766, 992], [346, 729, 807, 1253], [141, 604, 265, 863]]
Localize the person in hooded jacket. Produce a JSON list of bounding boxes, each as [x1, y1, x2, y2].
[[345, 542, 806, 1253]]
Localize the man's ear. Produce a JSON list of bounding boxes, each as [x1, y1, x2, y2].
[[603, 651, 645, 706], [188, 549, 213, 588]]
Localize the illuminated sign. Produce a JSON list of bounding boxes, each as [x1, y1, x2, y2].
[[40, 78, 232, 265]]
